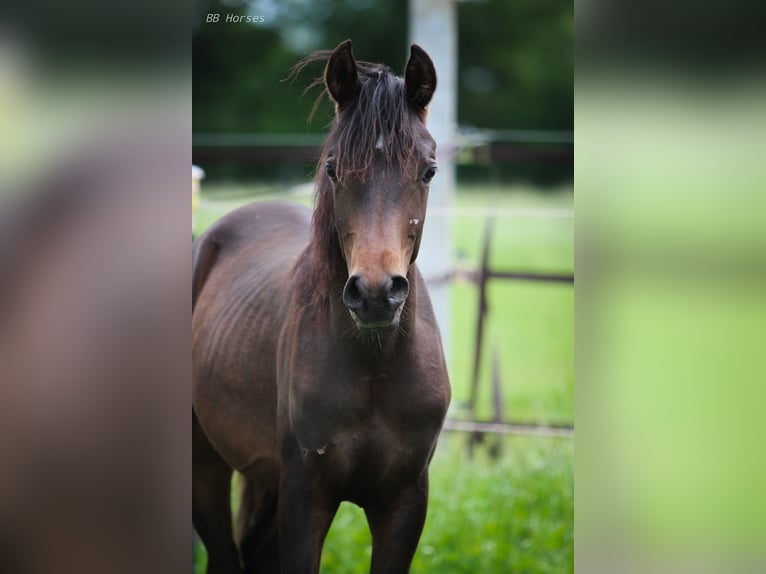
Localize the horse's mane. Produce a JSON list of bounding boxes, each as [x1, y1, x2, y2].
[[289, 51, 422, 307]]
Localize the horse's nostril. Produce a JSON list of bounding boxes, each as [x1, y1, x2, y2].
[[387, 275, 409, 306], [343, 275, 366, 312], [345, 274, 408, 320]]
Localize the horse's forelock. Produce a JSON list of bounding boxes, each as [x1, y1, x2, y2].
[[290, 52, 422, 185], [327, 65, 419, 184]]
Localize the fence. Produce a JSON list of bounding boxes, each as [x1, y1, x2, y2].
[[428, 214, 574, 441], [192, 129, 573, 168]]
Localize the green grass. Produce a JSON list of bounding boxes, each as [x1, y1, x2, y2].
[[192, 182, 573, 573], [194, 435, 573, 574], [320, 435, 573, 574]]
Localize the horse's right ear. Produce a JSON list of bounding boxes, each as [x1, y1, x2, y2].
[[405, 44, 437, 115], [325, 39, 361, 110]]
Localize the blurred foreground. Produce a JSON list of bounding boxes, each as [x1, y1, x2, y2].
[[577, 6, 766, 570], [0, 4, 190, 572]]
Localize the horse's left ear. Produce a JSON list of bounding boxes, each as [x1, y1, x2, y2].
[[405, 44, 437, 114]]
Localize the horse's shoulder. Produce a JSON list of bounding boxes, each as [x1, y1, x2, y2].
[[193, 201, 312, 311]]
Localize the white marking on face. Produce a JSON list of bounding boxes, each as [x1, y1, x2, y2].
[[375, 134, 384, 151], [409, 218, 420, 226]]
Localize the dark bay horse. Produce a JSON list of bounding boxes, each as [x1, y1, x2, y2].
[[192, 40, 451, 574]]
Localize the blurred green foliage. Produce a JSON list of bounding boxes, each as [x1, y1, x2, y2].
[[193, 0, 409, 134], [457, 0, 573, 131], [193, 0, 572, 184], [192, 0, 572, 134]]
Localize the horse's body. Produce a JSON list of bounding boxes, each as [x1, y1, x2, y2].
[[193, 41, 450, 574]]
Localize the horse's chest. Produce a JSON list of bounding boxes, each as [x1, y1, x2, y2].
[[303, 415, 432, 503], [290, 376, 444, 500]]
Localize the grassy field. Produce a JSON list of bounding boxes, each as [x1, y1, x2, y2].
[[192, 183, 573, 573], [316, 434, 573, 574]]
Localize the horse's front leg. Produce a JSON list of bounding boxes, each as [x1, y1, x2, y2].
[[277, 460, 339, 574], [365, 472, 429, 574]]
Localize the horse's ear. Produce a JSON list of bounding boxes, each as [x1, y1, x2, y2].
[[405, 44, 437, 114], [325, 39, 361, 110]]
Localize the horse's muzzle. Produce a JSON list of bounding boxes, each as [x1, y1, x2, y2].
[[342, 274, 409, 331]]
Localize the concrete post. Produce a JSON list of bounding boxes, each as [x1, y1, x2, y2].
[[409, 0, 457, 359]]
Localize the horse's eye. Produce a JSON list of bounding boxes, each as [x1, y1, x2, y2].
[[422, 166, 437, 183], [326, 163, 338, 182]]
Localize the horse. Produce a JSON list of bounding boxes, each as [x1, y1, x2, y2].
[[192, 39, 451, 574]]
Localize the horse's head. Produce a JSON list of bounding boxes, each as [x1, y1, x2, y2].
[[319, 40, 437, 333]]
